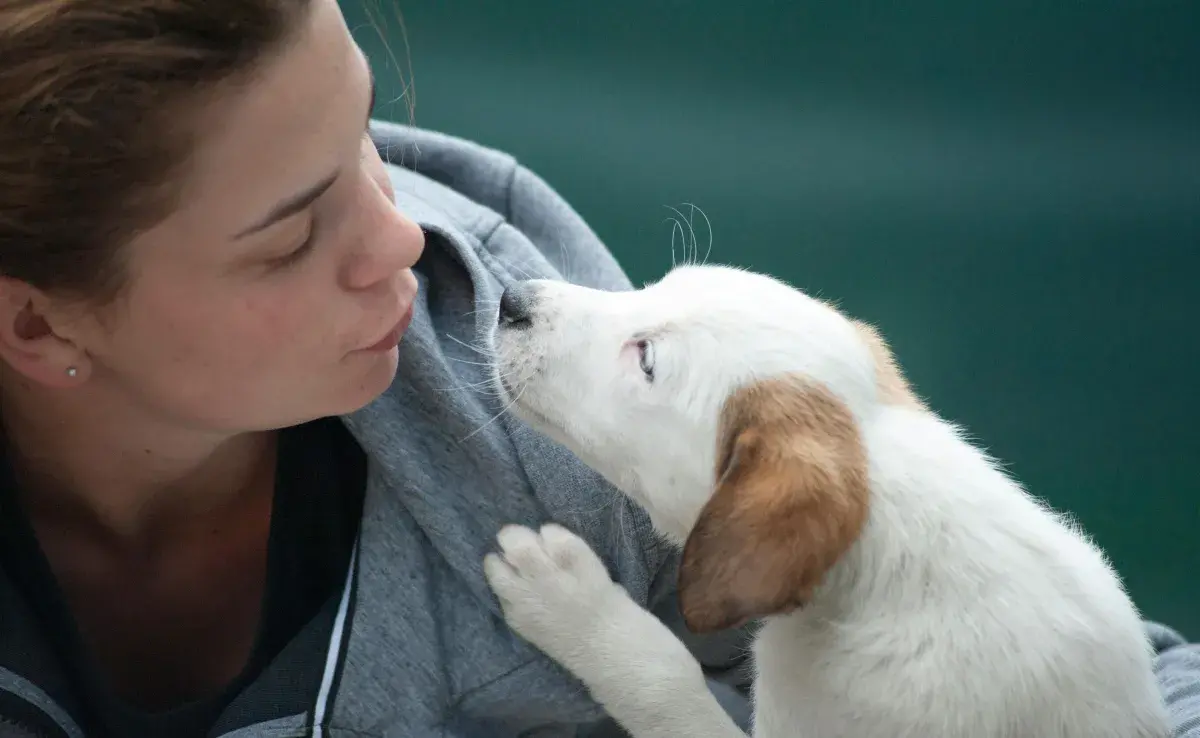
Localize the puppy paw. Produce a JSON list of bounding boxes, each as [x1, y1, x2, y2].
[[483, 523, 625, 660]]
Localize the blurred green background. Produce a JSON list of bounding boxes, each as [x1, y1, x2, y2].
[[343, 2, 1199, 635]]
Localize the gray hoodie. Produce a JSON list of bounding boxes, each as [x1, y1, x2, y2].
[[0, 120, 1196, 737]]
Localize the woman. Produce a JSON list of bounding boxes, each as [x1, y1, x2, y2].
[[0, 1, 1193, 737]]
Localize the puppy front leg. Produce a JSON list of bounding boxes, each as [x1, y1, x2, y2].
[[484, 524, 748, 738]]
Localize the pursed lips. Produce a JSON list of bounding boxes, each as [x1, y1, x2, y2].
[[353, 296, 416, 353]]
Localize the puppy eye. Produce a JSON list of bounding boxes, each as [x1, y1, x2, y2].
[[636, 339, 655, 381]]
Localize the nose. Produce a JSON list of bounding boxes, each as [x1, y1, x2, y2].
[[342, 172, 426, 291], [498, 282, 538, 328]]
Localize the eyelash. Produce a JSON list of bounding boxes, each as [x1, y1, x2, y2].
[[636, 338, 656, 382], [273, 223, 318, 268], [271, 117, 373, 271]]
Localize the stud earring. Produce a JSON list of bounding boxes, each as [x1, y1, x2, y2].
[[65, 367, 77, 378]]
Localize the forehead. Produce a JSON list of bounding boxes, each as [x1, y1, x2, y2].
[[147, 0, 368, 250], [649, 266, 827, 330], [642, 266, 873, 405]]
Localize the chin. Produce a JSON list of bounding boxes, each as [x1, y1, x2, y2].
[[341, 346, 401, 412]]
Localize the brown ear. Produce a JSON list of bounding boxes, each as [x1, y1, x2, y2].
[[678, 375, 871, 633]]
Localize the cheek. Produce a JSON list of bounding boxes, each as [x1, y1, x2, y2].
[[126, 282, 331, 378], [233, 275, 362, 372]]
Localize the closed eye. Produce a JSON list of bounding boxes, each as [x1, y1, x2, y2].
[[270, 221, 318, 269], [636, 338, 655, 381]]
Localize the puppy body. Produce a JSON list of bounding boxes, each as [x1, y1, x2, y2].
[[753, 405, 1163, 737], [483, 265, 1170, 738]]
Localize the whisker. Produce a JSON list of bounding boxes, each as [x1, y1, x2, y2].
[[681, 202, 714, 265], [434, 368, 519, 394], [461, 304, 500, 319], [459, 379, 529, 443], [445, 355, 495, 368], [558, 239, 575, 283], [445, 333, 494, 358], [491, 254, 538, 281], [439, 386, 508, 399], [665, 213, 688, 268], [665, 204, 699, 264], [668, 215, 677, 268]]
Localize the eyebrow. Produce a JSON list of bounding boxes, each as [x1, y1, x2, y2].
[[231, 69, 378, 241]]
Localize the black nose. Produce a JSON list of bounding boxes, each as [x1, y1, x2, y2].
[[498, 282, 537, 327]]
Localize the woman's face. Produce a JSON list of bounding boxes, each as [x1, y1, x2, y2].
[[64, 0, 425, 432]]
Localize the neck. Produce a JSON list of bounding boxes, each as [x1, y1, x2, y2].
[[625, 471, 710, 547], [0, 369, 275, 544]]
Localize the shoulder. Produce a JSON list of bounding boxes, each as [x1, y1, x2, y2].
[[326, 124, 687, 728], [354, 122, 671, 590], [1148, 621, 1200, 735], [369, 120, 633, 294]]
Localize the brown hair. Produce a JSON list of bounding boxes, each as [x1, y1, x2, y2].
[[0, 0, 312, 303]]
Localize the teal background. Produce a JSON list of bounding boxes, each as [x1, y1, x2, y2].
[[343, 2, 1199, 635]]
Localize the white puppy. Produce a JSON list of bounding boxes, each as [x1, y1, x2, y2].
[[482, 264, 1170, 738]]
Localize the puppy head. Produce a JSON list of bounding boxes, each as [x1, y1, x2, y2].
[[490, 265, 916, 631]]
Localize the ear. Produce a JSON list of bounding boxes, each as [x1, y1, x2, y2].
[[0, 278, 92, 387], [678, 375, 871, 633]]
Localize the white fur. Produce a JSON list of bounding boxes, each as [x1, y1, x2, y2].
[[482, 265, 1170, 738]]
